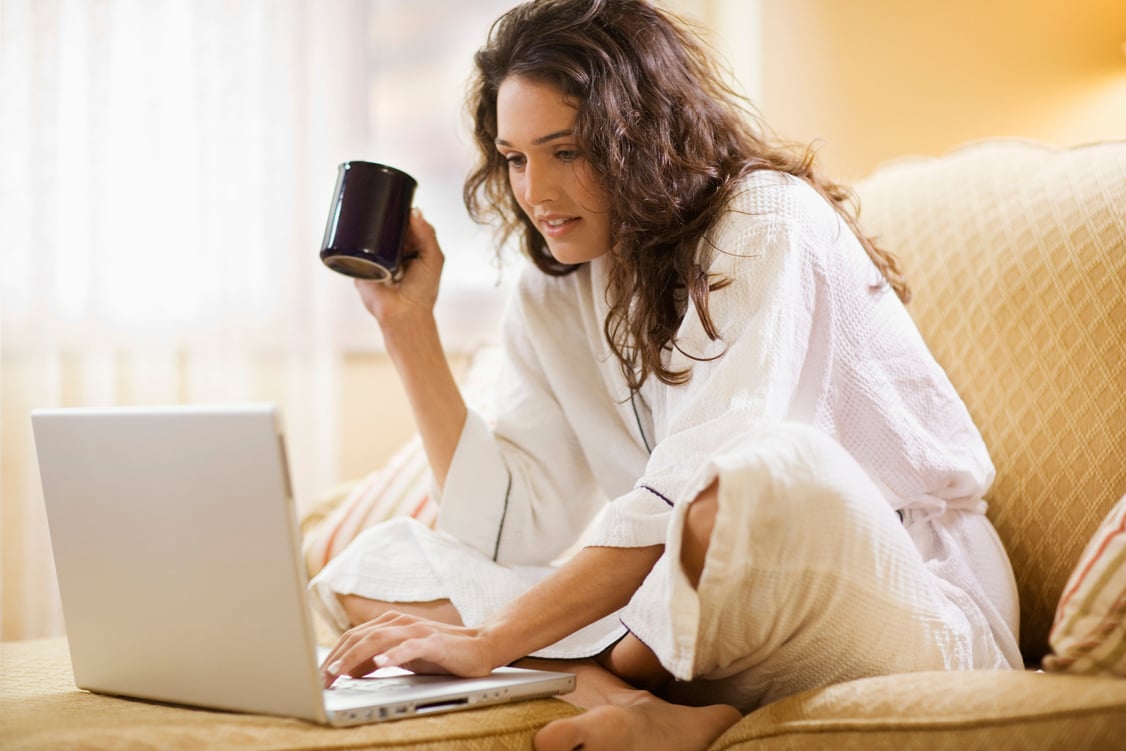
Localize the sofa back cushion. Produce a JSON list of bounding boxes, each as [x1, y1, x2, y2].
[[853, 139, 1126, 663]]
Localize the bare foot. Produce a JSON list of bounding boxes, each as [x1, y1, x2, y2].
[[533, 692, 740, 751]]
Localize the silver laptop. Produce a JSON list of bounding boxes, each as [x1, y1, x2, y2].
[[31, 404, 574, 726]]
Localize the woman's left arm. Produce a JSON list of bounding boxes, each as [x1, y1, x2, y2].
[[321, 542, 663, 684]]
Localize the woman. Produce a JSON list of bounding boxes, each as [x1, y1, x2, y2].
[[312, 1, 1021, 749]]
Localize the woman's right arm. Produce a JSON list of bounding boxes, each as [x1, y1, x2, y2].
[[360, 224, 607, 566], [353, 209, 467, 491]]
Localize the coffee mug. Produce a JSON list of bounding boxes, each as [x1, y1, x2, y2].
[[320, 161, 417, 282]]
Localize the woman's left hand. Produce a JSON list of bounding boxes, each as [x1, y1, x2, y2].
[[320, 610, 501, 687]]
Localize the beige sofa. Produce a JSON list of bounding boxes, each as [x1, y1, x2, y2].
[[3, 139, 1124, 750]]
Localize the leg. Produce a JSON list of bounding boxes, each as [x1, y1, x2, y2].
[[592, 473, 717, 694], [658, 424, 1016, 711], [526, 481, 738, 751], [594, 632, 671, 694], [336, 594, 463, 627], [680, 479, 719, 589]]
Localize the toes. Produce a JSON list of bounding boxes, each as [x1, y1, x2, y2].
[[534, 717, 586, 751]]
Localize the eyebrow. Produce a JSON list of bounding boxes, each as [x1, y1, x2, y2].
[[495, 129, 574, 148]]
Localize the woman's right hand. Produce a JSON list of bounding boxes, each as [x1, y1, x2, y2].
[[321, 611, 503, 687], [354, 208, 444, 330]]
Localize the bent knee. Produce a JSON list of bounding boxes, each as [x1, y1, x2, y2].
[[680, 480, 719, 589], [596, 633, 671, 693], [712, 423, 887, 524]]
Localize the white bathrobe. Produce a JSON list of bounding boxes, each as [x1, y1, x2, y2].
[[311, 171, 1022, 710]]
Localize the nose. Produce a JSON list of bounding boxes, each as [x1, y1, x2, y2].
[[522, 160, 556, 206]]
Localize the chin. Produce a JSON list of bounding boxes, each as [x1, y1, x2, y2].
[[547, 251, 583, 266], [546, 244, 608, 266]]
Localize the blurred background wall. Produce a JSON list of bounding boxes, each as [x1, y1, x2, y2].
[[3, 0, 1123, 642], [752, 0, 1126, 182]]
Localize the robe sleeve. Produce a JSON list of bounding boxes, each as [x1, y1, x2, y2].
[[434, 269, 609, 566]]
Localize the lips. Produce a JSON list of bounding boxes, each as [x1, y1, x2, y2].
[[537, 215, 579, 237]]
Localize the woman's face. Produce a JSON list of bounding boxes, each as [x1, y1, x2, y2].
[[494, 75, 611, 265]]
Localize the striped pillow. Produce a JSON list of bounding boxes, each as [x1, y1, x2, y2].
[[302, 435, 436, 578], [301, 345, 503, 578], [1043, 493, 1126, 677]]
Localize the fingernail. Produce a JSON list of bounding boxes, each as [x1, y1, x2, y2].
[[326, 660, 342, 675], [373, 654, 388, 668]]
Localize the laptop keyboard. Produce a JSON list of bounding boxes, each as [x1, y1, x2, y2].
[[329, 676, 418, 696], [329, 673, 458, 697]]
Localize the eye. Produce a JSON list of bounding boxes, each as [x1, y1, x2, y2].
[[555, 149, 580, 163], [503, 153, 526, 169]]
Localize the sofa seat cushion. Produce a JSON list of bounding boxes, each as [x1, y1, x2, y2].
[[714, 668, 1126, 750], [8, 638, 1126, 750], [0, 638, 581, 751]]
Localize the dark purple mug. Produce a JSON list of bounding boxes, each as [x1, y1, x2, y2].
[[320, 161, 417, 282]]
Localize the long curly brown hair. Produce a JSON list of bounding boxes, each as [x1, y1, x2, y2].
[[464, 0, 909, 393]]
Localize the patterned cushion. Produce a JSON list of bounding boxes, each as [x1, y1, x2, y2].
[[1043, 492, 1126, 676], [0, 638, 580, 751], [301, 436, 436, 579], [854, 139, 1126, 662], [301, 346, 502, 578], [715, 668, 1126, 750]]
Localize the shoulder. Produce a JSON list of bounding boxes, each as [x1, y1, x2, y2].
[[699, 171, 826, 270], [701, 171, 859, 274], [713, 170, 843, 243]]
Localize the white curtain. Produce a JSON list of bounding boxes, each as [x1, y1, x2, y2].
[[0, 0, 755, 643], [0, 0, 371, 640]]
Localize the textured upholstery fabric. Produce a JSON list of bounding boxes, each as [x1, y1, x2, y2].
[[0, 638, 581, 751], [9, 639, 1125, 750], [713, 669, 1126, 750], [853, 139, 1126, 662]]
